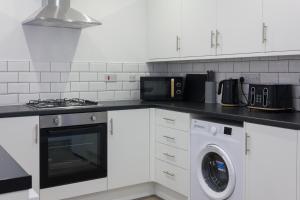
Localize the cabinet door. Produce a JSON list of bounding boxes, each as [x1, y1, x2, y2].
[[245, 123, 297, 200], [217, 0, 264, 55], [264, 0, 300, 52], [181, 0, 217, 57], [108, 109, 150, 189], [148, 0, 181, 60], [0, 117, 39, 193]]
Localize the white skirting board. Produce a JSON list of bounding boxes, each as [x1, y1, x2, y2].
[[54, 182, 188, 200]]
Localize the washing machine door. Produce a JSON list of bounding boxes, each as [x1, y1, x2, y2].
[[198, 144, 236, 200]]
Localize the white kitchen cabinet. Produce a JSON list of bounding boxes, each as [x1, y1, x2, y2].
[[181, 0, 217, 57], [263, 0, 300, 52], [107, 109, 150, 190], [0, 116, 39, 193], [148, 0, 181, 60], [217, 0, 264, 55], [245, 123, 297, 200]]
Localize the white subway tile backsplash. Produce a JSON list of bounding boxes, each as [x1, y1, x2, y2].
[[269, 60, 289, 72], [180, 63, 193, 73], [123, 82, 139, 90], [41, 72, 60, 82], [107, 63, 122, 72], [192, 63, 205, 72], [89, 82, 106, 91], [115, 91, 131, 100], [0, 61, 7, 71], [138, 63, 153, 73], [8, 61, 29, 72], [131, 90, 140, 100], [19, 72, 40, 82], [289, 60, 300, 72], [219, 62, 234, 72], [30, 83, 50, 93], [30, 62, 50, 72], [205, 63, 219, 71], [19, 94, 39, 104], [40, 93, 61, 99], [123, 63, 139, 72], [90, 62, 107, 72], [153, 63, 168, 72], [168, 63, 181, 73], [51, 83, 71, 92], [0, 84, 7, 94], [79, 92, 98, 101], [8, 83, 29, 94], [250, 61, 268, 72], [98, 91, 115, 101], [80, 72, 98, 81], [61, 72, 80, 82], [234, 62, 250, 72], [279, 73, 300, 84], [71, 82, 89, 92], [0, 94, 18, 105], [0, 72, 18, 82], [61, 92, 80, 99], [107, 82, 122, 90], [71, 62, 89, 72], [260, 73, 279, 84], [51, 62, 71, 72]]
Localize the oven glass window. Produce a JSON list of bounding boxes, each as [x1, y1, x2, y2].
[[40, 124, 107, 188]]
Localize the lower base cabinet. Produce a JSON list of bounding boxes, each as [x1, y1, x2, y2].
[[107, 109, 150, 190], [245, 123, 298, 200]]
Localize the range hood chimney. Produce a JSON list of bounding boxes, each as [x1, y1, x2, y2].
[[23, 0, 102, 29]]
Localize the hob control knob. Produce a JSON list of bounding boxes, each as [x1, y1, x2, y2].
[[91, 115, 97, 121], [210, 127, 217, 136], [53, 118, 60, 125]]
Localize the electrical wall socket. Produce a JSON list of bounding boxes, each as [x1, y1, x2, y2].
[[129, 74, 137, 82], [105, 74, 117, 82], [243, 73, 260, 84]]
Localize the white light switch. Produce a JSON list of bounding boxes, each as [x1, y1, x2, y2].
[[129, 74, 137, 82]]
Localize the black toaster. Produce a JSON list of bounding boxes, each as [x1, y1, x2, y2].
[[248, 84, 293, 110]]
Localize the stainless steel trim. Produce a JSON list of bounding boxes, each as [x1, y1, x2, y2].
[[176, 36, 181, 51], [110, 118, 114, 135], [216, 30, 220, 47], [211, 31, 215, 48], [262, 23, 267, 43], [40, 112, 107, 128]]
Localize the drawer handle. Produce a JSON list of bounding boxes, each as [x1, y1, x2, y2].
[[163, 171, 175, 177], [163, 153, 175, 158], [163, 135, 176, 140], [163, 118, 175, 124]]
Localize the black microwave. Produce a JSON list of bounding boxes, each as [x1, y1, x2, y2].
[[140, 77, 184, 101]]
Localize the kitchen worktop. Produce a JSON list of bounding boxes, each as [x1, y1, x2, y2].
[[0, 101, 300, 130], [0, 145, 31, 195]]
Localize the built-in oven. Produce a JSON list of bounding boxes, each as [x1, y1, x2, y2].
[[39, 112, 107, 189]]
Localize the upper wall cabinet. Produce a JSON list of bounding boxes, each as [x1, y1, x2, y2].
[[181, 0, 217, 57], [263, 0, 300, 52], [216, 0, 264, 55], [148, 0, 182, 60]]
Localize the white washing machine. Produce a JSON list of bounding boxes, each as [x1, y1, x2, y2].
[[191, 119, 245, 200]]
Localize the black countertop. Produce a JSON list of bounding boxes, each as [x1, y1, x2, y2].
[[0, 146, 31, 195], [0, 101, 300, 129]]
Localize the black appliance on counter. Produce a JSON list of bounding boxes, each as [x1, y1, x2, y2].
[[183, 74, 207, 103], [140, 77, 184, 101], [39, 112, 107, 189], [218, 79, 240, 106], [248, 84, 293, 111]]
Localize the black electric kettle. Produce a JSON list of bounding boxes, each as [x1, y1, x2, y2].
[[218, 79, 240, 106]]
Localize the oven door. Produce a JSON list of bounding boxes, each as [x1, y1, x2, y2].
[[40, 124, 107, 189]]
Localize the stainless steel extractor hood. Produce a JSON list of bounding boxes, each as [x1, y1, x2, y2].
[[23, 0, 102, 29]]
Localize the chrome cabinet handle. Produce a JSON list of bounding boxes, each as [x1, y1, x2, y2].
[[163, 171, 175, 177], [110, 118, 113, 135], [163, 135, 176, 140], [163, 118, 175, 124], [245, 133, 250, 154], [176, 36, 181, 51], [35, 124, 39, 144], [211, 31, 215, 48], [262, 23, 267, 43], [216, 30, 220, 47], [163, 153, 175, 158]]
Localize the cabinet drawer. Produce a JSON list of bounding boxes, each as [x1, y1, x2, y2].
[[155, 159, 188, 196], [156, 126, 188, 150], [156, 142, 188, 169], [156, 109, 190, 131]]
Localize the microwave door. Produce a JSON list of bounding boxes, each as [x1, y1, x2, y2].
[[143, 80, 170, 100]]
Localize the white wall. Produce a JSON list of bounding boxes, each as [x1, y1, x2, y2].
[[0, 0, 147, 62]]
